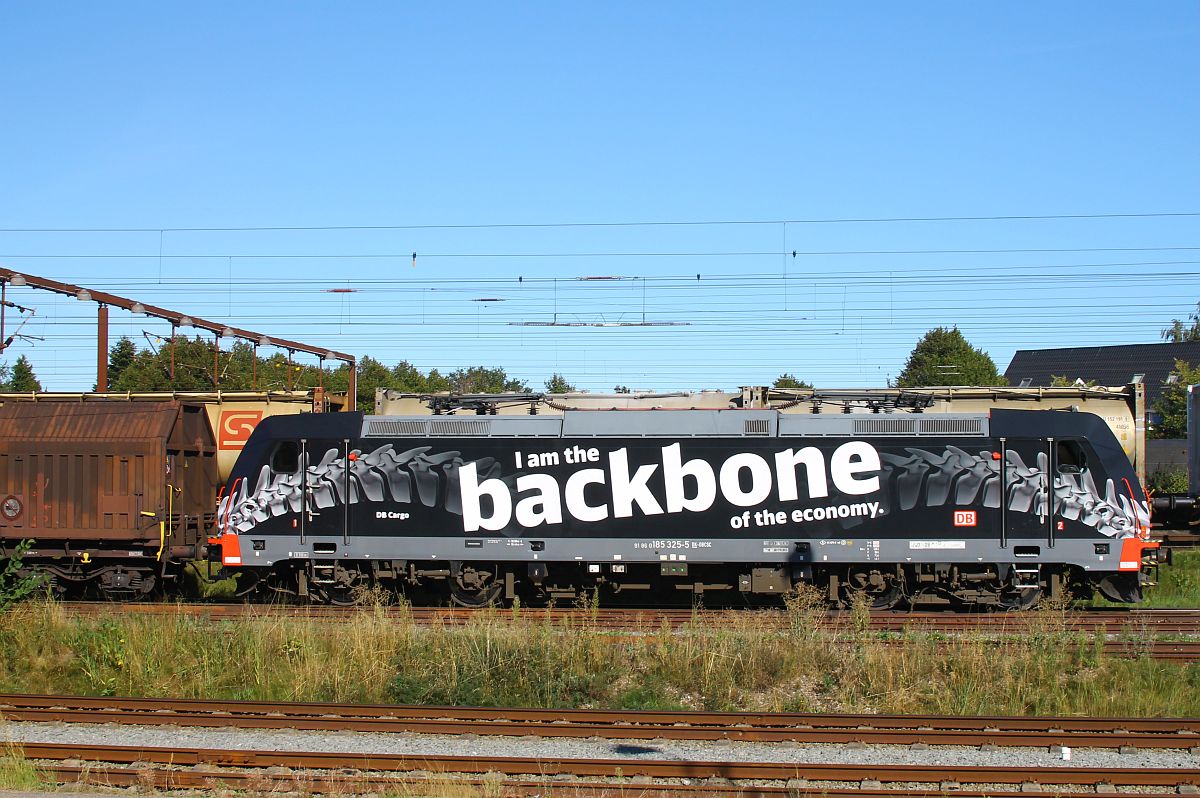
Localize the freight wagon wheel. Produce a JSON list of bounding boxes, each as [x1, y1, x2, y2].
[[98, 586, 150, 602], [96, 568, 155, 601], [448, 562, 503, 608]]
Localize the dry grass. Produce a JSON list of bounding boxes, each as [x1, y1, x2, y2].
[[0, 740, 46, 791], [0, 590, 1195, 716]]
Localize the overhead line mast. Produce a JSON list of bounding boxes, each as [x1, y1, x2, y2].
[[0, 267, 357, 408]]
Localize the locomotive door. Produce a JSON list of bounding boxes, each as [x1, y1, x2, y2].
[[1000, 437, 1056, 548], [297, 437, 350, 545]]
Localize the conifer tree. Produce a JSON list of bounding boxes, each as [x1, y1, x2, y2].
[[7, 355, 41, 392], [895, 327, 1005, 388]]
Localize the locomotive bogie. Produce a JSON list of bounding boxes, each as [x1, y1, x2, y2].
[[214, 554, 1147, 610]]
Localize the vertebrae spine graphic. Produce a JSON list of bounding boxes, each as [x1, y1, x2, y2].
[[219, 443, 1147, 539], [878, 446, 1147, 538], [219, 444, 500, 534]]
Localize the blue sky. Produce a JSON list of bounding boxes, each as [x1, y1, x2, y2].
[[1, 2, 1197, 392]]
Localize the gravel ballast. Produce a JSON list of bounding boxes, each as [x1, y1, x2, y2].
[[3, 720, 1199, 770]]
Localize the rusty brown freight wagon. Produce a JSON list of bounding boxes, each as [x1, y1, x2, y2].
[[0, 401, 219, 598]]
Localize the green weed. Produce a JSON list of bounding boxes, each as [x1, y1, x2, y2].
[[1092, 550, 1200, 609], [0, 597, 1196, 717], [0, 742, 47, 791]]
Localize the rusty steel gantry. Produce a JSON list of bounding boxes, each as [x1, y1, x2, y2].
[[0, 267, 358, 410]]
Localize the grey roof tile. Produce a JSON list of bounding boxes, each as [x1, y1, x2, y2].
[[1004, 342, 1200, 407]]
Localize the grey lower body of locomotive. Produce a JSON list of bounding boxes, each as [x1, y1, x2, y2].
[[235, 530, 1143, 603]]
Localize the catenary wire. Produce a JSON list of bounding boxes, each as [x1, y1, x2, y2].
[[3, 246, 1200, 259], [0, 210, 1198, 233]]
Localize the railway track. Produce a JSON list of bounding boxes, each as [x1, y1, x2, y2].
[[4, 693, 1200, 749], [1157, 531, 1200, 552], [45, 600, 1200, 634], [6, 695, 1200, 795], [10, 740, 1200, 796], [33, 602, 1200, 657]]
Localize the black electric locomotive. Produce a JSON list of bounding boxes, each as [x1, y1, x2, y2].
[[209, 408, 1158, 608]]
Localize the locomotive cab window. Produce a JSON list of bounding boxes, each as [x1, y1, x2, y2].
[[271, 441, 300, 474], [1057, 440, 1087, 474]]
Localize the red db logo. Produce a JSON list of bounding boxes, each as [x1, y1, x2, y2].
[[953, 510, 977, 527], [219, 410, 263, 450]]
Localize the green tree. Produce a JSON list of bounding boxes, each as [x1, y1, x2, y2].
[[613, 385, 631, 394], [772, 373, 813, 389], [317, 360, 351, 395], [110, 336, 260, 391], [349, 356, 396, 408], [895, 327, 1005, 388], [391, 361, 430, 392], [1150, 359, 1200, 438], [1146, 466, 1189, 494], [1162, 302, 1200, 343], [97, 337, 138, 390], [448, 366, 528, 393], [1049, 375, 1098, 387], [97, 337, 460, 409], [425, 368, 451, 393], [6, 355, 41, 392], [545, 373, 576, 393], [108, 346, 167, 391], [246, 346, 307, 392], [383, 361, 451, 394]]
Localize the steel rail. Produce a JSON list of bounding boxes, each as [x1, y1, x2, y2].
[[19, 765, 779, 798], [1158, 532, 1200, 550], [13, 741, 1200, 786], [878, 639, 1200, 660], [4, 694, 1199, 749], [26, 604, 1200, 660], [34, 763, 1197, 798], [45, 601, 1200, 632]]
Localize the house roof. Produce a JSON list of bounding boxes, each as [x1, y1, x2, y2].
[[1004, 341, 1200, 408]]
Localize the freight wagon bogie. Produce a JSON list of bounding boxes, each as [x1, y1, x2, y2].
[[212, 408, 1157, 610], [8, 550, 160, 600], [8, 531, 209, 599]]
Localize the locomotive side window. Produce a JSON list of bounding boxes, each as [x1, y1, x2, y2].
[[271, 441, 300, 474], [1057, 440, 1087, 474]]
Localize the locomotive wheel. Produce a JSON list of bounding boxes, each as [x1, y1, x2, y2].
[[998, 586, 1041, 611], [843, 569, 904, 610], [229, 569, 263, 599], [449, 563, 503, 608], [260, 571, 304, 602], [311, 565, 369, 606], [845, 584, 904, 610], [321, 586, 360, 607]]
